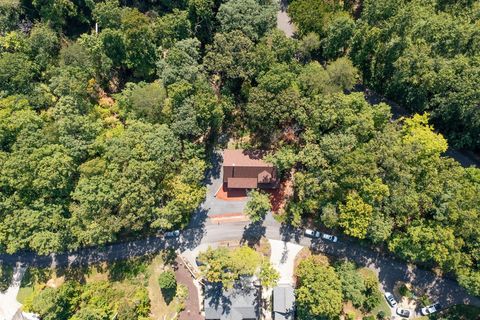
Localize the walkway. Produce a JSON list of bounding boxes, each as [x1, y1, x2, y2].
[[175, 257, 202, 320]]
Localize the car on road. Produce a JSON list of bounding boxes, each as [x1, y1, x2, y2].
[[421, 303, 442, 316], [321, 233, 338, 242], [384, 292, 397, 307], [164, 230, 180, 238], [304, 229, 321, 238], [396, 308, 411, 318]]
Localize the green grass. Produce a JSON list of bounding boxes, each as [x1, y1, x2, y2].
[[371, 293, 391, 318], [16, 286, 34, 304]]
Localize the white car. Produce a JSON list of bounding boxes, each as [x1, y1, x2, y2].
[[421, 303, 441, 315], [396, 308, 411, 318], [304, 229, 321, 238], [321, 233, 338, 242], [164, 230, 180, 238], [384, 292, 397, 307]]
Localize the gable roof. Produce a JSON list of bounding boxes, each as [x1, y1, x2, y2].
[[204, 281, 259, 320], [223, 149, 273, 168], [273, 285, 295, 320]]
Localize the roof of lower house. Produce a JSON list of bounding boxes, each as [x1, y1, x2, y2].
[[273, 285, 295, 320], [204, 280, 259, 320], [228, 177, 258, 189], [223, 149, 273, 167]]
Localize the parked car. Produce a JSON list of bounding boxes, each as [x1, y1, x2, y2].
[[421, 303, 442, 316], [321, 233, 338, 242], [384, 292, 397, 307], [304, 229, 321, 238], [396, 308, 411, 318], [164, 230, 180, 238]]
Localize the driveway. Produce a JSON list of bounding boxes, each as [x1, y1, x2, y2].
[[201, 151, 249, 217], [0, 264, 25, 320], [268, 239, 303, 285]]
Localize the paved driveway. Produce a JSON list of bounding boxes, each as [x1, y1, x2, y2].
[[269, 239, 303, 285]]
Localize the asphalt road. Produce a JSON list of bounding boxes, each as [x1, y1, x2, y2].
[[1, 213, 479, 312]]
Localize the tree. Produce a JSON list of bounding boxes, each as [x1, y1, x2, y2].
[[335, 261, 365, 307], [154, 9, 192, 48], [288, 0, 336, 36], [158, 269, 177, 303], [217, 0, 277, 41], [121, 8, 156, 78], [31, 0, 76, 29], [245, 190, 271, 222], [0, 52, 35, 95], [339, 192, 373, 240], [296, 257, 343, 319], [322, 12, 355, 60], [326, 57, 358, 91], [117, 82, 167, 123], [204, 31, 254, 83], [259, 261, 279, 288], [157, 38, 202, 85]]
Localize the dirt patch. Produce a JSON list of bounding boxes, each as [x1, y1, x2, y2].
[[343, 301, 363, 320], [215, 183, 248, 200], [266, 171, 294, 214]]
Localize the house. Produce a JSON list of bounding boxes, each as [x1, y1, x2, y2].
[[223, 149, 278, 190], [204, 280, 260, 320], [273, 285, 295, 320]]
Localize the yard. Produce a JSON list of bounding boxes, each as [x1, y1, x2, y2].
[[16, 251, 187, 319]]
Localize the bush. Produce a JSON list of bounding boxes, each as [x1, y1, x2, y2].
[[158, 270, 176, 290], [377, 310, 386, 319], [399, 284, 413, 298], [158, 270, 177, 305]]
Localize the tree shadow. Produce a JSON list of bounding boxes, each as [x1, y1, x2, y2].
[[162, 286, 177, 305], [241, 221, 266, 247]]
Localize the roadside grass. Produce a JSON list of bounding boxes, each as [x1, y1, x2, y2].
[[357, 268, 391, 319], [17, 252, 187, 319], [148, 254, 186, 320]]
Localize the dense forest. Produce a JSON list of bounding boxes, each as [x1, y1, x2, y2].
[[0, 0, 479, 306]]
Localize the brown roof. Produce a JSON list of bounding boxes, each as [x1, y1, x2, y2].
[[258, 170, 273, 183], [223, 149, 273, 167], [227, 177, 258, 189]]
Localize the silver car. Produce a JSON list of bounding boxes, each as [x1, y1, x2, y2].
[[384, 292, 397, 307], [304, 229, 321, 238], [164, 230, 180, 238], [321, 233, 338, 242]]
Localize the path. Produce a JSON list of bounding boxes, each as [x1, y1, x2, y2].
[[175, 257, 203, 320], [276, 0, 295, 38]]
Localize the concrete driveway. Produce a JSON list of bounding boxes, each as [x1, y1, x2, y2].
[[269, 239, 303, 285]]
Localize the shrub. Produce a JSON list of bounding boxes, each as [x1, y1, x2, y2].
[[158, 270, 176, 290], [377, 310, 386, 319]]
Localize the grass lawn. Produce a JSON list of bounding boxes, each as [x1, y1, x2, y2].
[[148, 254, 186, 320], [357, 268, 392, 319], [16, 252, 187, 319]]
